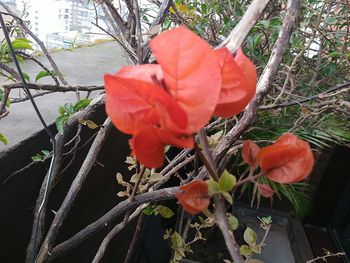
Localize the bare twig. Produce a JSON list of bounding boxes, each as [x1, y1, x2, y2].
[[306, 250, 346, 263], [123, 213, 145, 263], [4, 82, 104, 92], [25, 96, 105, 262], [214, 196, 244, 263], [48, 187, 179, 261], [35, 118, 113, 263], [218, 0, 270, 53]]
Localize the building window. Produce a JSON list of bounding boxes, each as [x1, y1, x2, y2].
[[65, 9, 69, 13], [64, 14, 69, 19]]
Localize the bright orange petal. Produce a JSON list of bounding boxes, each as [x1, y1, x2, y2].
[[257, 133, 314, 184], [104, 65, 188, 134], [234, 48, 257, 95], [131, 128, 165, 168], [150, 26, 221, 133], [213, 48, 253, 117], [242, 140, 260, 167]]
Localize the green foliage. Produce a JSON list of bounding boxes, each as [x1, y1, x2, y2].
[[0, 88, 10, 108], [31, 150, 51, 162], [35, 70, 57, 82], [0, 132, 8, 145], [55, 99, 92, 134], [0, 37, 33, 63]]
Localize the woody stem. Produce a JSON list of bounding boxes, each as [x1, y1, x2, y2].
[[194, 129, 219, 181], [130, 166, 146, 201]]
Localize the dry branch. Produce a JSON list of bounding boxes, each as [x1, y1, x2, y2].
[[35, 118, 113, 263]]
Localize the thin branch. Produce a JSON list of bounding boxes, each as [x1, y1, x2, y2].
[[25, 95, 105, 262], [0, 61, 21, 81], [260, 82, 350, 110], [217, 0, 271, 52], [4, 82, 104, 92], [15, 51, 60, 86], [214, 196, 244, 263], [48, 187, 178, 261], [123, 213, 145, 263], [35, 118, 113, 263]]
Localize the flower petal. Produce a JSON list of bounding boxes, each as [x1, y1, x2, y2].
[[150, 26, 222, 133], [214, 48, 253, 117]]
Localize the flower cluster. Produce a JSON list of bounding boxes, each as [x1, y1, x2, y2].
[[104, 26, 256, 168], [243, 133, 314, 184]]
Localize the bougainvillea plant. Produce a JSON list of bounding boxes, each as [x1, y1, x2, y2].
[[104, 25, 256, 168], [104, 26, 314, 216]]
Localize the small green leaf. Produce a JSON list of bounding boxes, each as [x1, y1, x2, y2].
[[143, 205, 155, 215], [251, 244, 262, 254], [41, 150, 50, 156], [73, 99, 91, 112], [156, 205, 175, 219], [64, 103, 74, 114], [59, 106, 67, 115], [0, 132, 8, 145], [244, 227, 257, 246], [222, 192, 233, 205], [35, 70, 54, 82], [240, 245, 252, 256], [84, 120, 99, 129], [219, 170, 237, 192], [12, 38, 33, 50], [228, 214, 239, 231], [31, 154, 43, 162], [55, 115, 69, 134], [207, 179, 220, 195], [23, 72, 30, 81]]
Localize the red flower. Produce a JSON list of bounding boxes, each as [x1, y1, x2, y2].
[[257, 184, 275, 198], [175, 180, 210, 215], [257, 133, 314, 184], [242, 140, 260, 167], [104, 26, 257, 168]]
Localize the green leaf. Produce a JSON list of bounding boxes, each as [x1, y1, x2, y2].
[[55, 115, 69, 134], [240, 245, 252, 256], [207, 179, 220, 195], [41, 150, 50, 156], [80, 119, 99, 129], [222, 192, 233, 205], [58, 106, 67, 115], [22, 72, 30, 81], [325, 17, 337, 25], [0, 132, 8, 145], [64, 103, 74, 114], [73, 99, 91, 112], [156, 205, 175, 219], [35, 70, 55, 82], [142, 205, 155, 215], [219, 170, 237, 192], [244, 227, 257, 246], [251, 244, 262, 254], [31, 154, 43, 162], [228, 214, 239, 231], [12, 38, 33, 50]]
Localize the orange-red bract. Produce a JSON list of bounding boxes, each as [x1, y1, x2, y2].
[[257, 184, 275, 198], [150, 26, 222, 133], [257, 133, 314, 184], [104, 65, 187, 135], [175, 180, 210, 215], [234, 48, 257, 95], [213, 48, 253, 117], [242, 140, 260, 167], [131, 127, 194, 168]]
